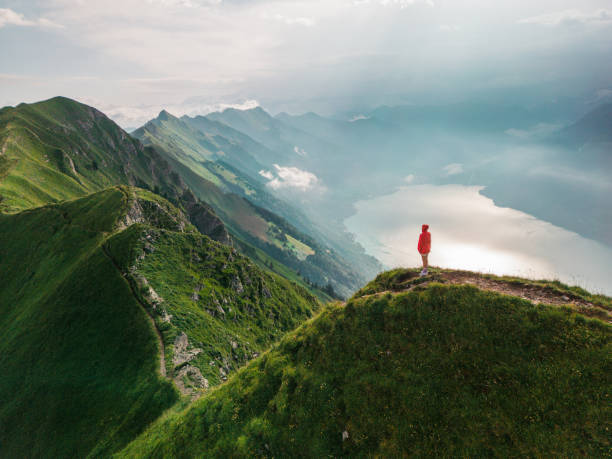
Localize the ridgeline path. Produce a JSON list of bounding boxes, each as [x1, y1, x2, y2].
[[102, 244, 167, 378], [355, 270, 611, 323]]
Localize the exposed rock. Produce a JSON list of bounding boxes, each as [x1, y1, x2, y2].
[[231, 275, 244, 294], [342, 430, 349, 441], [174, 364, 209, 399], [172, 332, 203, 367], [262, 286, 272, 298], [64, 153, 78, 176], [117, 194, 189, 232], [118, 198, 144, 229], [181, 189, 232, 246], [133, 274, 163, 307], [216, 304, 226, 316], [161, 309, 173, 323], [191, 292, 200, 301], [231, 340, 238, 349]]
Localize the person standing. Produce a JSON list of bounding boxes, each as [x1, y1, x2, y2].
[[418, 224, 431, 276]]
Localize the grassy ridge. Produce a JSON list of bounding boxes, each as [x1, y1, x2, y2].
[[119, 283, 611, 458], [0, 186, 324, 457], [0, 97, 184, 213], [105, 222, 320, 390], [0, 96, 361, 299], [0, 188, 179, 457]]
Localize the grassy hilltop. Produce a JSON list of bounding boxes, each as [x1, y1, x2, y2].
[[0, 186, 319, 457], [119, 269, 611, 458]]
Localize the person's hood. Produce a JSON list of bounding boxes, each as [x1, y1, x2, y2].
[[422, 224, 429, 232]]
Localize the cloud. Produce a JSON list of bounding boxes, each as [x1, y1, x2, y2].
[[518, 9, 612, 27], [0, 8, 63, 28], [259, 169, 274, 180], [353, 0, 434, 8], [294, 146, 308, 156], [439, 24, 459, 32], [263, 13, 315, 27], [260, 164, 320, 191], [404, 174, 415, 183], [349, 114, 370, 122], [442, 163, 463, 176]]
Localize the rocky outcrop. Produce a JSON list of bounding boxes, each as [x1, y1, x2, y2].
[[231, 275, 244, 294], [117, 191, 191, 232], [172, 332, 203, 367], [171, 332, 208, 398], [180, 189, 231, 246], [174, 365, 209, 400]]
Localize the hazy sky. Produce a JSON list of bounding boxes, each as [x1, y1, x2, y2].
[[2, 0, 612, 126]]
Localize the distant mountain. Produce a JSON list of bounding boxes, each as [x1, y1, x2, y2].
[[119, 268, 612, 457], [0, 97, 368, 298], [368, 102, 540, 134], [558, 103, 612, 147], [0, 186, 320, 457], [183, 113, 287, 166], [206, 107, 339, 169], [0, 97, 237, 246], [0, 97, 183, 212], [276, 110, 393, 149], [133, 110, 265, 182], [134, 109, 379, 298]]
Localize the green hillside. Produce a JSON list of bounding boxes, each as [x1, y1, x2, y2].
[[134, 110, 378, 298], [0, 97, 183, 212], [0, 186, 320, 458], [0, 97, 340, 297], [119, 269, 611, 458]]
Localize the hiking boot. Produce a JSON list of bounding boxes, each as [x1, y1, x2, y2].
[[419, 269, 427, 277]]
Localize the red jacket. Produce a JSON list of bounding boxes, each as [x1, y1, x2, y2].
[[418, 225, 431, 254]]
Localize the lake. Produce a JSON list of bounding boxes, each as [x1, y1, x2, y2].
[[344, 184, 612, 296]]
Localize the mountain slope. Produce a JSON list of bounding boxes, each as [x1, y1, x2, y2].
[[119, 269, 611, 458], [133, 110, 265, 184], [0, 187, 179, 458], [0, 97, 347, 296], [134, 110, 379, 298], [0, 97, 185, 212], [0, 186, 320, 457]]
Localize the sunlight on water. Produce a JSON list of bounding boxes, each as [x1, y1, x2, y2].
[[345, 184, 612, 295]]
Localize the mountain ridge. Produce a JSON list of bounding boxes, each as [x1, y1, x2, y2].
[[0, 185, 321, 457], [118, 268, 611, 458]]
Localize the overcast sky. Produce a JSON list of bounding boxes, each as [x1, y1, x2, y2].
[[1, 0, 612, 127]]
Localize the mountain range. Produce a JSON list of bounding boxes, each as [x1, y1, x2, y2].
[[0, 96, 610, 457]]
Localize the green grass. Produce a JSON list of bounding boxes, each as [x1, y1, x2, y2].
[[0, 96, 363, 300], [118, 281, 611, 458], [106, 222, 321, 389], [0, 188, 179, 457], [0, 186, 323, 457], [0, 97, 184, 213]]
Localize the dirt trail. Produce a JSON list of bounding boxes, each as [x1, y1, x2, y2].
[[357, 270, 611, 323], [101, 245, 167, 378]]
